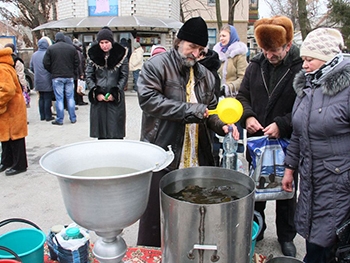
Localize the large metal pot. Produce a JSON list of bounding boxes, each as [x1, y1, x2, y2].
[[40, 140, 174, 263], [160, 167, 255, 263]]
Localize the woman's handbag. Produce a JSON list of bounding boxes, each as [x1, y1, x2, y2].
[[22, 90, 30, 108], [247, 135, 295, 201], [335, 217, 350, 262]]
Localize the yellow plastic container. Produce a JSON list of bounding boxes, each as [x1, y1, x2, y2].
[[208, 98, 243, 124]]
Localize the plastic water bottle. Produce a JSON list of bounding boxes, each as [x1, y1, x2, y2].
[[62, 227, 84, 240], [54, 225, 89, 251], [222, 126, 238, 170]]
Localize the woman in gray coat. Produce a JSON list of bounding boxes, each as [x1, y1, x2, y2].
[[30, 37, 54, 121], [86, 27, 129, 139], [282, 28, 350, 263]]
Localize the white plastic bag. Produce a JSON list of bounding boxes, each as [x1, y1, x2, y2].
[[247, 135, 295, 201], [77, 79, 86, 95], [54, 223, 90, 251]]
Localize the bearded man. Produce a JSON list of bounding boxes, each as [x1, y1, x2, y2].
[[136, 16, 239, 247]]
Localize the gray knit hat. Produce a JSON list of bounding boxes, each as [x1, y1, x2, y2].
[[300, 28, 344, 62], [96, 27, 114, 43]]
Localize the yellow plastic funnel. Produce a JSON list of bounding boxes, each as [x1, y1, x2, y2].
[[208, 97, 243, 124]]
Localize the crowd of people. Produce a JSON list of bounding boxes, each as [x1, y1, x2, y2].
[[1, 14, 349, 263]]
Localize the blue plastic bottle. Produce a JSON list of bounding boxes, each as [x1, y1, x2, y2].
[[222, 126, 238, 170]]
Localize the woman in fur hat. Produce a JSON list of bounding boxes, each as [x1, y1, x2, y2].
[[282, 28, 350, 263], [0, 46, 28, 176], [85, 27, 129, 139]]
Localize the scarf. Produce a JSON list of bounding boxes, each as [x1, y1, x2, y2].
[[220, 25, 240, 53], [306, 54, 344, 86], [179, 67, 199, 168]]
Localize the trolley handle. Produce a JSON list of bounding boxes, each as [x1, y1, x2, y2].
[[0, 218, 41, 230], [0, 246, 22, 262]]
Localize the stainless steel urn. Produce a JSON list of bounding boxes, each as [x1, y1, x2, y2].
[[160, 166, 255, 263], [40, 140, 174, 263]]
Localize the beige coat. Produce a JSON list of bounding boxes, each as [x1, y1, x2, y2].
[[129, 45, 144, 71], [0, 47, 28, 141], [213, 41, 248, 96]]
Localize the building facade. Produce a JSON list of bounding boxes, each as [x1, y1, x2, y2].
[[35, 0, 250, 56]]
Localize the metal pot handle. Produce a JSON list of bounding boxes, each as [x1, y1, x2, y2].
[[0, 218, 41, 230], [153, 145, 174, 172], [0, 246, 22, 262], [188, 244, 220, 262]]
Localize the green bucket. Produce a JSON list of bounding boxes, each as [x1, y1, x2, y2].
[[0, 219, 45, 263], [250, 211, 263, 262]]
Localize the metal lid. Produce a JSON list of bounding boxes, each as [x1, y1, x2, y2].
[[51, 224, 64, 234]]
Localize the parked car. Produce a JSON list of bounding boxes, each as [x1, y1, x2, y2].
[[344, 53, 350, 60], [24, 67, 34, 91]]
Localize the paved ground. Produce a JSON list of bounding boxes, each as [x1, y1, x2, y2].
[[0, 90, 306, 261]]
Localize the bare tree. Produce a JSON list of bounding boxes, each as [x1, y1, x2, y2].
[[180, 0, 216, 22], [0, 0, 57, 46], [216, 0, 223, 30], [228, 0, 241, 25], [298, 0, 312, 39], [263, 0, 326, 40]]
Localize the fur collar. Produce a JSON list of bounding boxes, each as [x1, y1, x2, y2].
[[0, 47, 14, 66], [213, 41, 247, 61], [198, 49, 221, 72], [294, 60, 350, 97], [88, 42, 127, 69]]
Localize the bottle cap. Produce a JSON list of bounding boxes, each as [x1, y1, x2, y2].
[[65, 227, 80, 237], [51, 224, 64, 234]]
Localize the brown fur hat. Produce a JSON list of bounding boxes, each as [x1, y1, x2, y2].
[[254, 16, 294, 50]]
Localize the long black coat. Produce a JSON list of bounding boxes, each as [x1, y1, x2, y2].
[[237, 45, 302, 137], [236, 45, 302, 162], [86, 42, 129, 139]]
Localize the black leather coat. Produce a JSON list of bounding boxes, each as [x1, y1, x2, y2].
[[86, 42, 129, 139], [137, 48, 226, 170]]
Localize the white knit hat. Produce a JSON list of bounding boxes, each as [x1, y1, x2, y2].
[[300, 28, 344, 62]]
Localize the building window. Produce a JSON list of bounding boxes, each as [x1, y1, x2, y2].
[[88, 0, 118, 16], [208, 28, 217, 49], [208, 0, 215, 5]]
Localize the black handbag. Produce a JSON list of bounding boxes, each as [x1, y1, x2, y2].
[[335, 218, 350, 262]]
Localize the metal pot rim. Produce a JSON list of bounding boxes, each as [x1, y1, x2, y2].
[[40, 139, 174, 180]]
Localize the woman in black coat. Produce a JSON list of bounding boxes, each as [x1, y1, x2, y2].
[[85, 27, 129, 139]]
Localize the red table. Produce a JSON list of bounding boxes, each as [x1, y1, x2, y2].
[[44, 243, 162, 263]]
